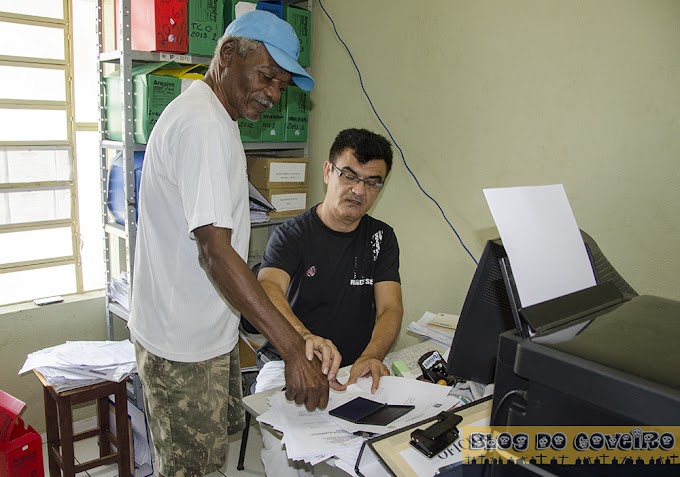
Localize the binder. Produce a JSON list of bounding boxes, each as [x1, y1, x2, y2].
[[355, 396, 492, 477]]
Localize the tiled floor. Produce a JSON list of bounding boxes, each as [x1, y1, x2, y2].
[[41, 420, 266, 477]]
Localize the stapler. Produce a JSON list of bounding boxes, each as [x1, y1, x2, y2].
[[410, 410, 463, 458]]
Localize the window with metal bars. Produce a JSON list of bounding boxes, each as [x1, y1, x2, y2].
[[0, 0, 104, 306]]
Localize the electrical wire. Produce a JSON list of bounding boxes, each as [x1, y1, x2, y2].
[[317, 0, 478, 266], [490, 389, 527, 425]]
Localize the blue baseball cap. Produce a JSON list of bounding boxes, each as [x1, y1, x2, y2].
[[225, 10, 314, 91]]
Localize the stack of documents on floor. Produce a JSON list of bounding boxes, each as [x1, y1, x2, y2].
[[110, 395, 154, 477], [407, 311, 458, 347], [19, 340, 136, 392], [257, 375, 462, 471], [109, 271, 130, 310], [249, 182, 275, 223]]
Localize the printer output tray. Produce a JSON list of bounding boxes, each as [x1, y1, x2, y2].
[[515, 295, 680, 424]]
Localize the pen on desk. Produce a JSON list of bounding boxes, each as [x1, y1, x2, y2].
[[80, 368, 107, 376]]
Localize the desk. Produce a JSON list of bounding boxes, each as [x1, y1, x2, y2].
[[243, 340, 449, 418], [357, 397, 492, 477], [242, 341, 462, 475], [243, 387, 278, 417]]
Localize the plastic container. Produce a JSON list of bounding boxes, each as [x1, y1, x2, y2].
[[107, 151, 145, 225]]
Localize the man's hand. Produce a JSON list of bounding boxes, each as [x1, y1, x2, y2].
[[344, 355, 390, 393], [283, 350, 331, 411], [302, 334, 342, 384]]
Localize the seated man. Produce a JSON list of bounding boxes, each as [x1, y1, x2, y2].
[[255, 128, 404, 476]]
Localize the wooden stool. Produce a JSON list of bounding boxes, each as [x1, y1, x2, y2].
[[35, 372, 131, 477]]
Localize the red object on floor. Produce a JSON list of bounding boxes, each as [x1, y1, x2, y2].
[[0, 390, 44, 477]]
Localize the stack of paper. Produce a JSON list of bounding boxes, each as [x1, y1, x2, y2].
[[109, 271, 130, 310], [483, 184, 596, 308], [110, 395, 154, 477], [19, 340, 137, 392], [249, 182, 275, 223], [257, 376, 461, 467], [407, 311, 458, 347]]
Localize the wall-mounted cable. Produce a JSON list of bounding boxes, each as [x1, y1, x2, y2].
[[317, 0, 478, 265]]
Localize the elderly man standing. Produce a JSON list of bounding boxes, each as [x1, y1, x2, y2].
[[128, 11, 330, 477]]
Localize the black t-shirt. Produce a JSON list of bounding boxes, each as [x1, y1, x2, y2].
[[260, 206, 400, 367]]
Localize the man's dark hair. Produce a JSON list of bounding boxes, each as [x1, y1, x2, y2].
[[329, 128, 393, 176]]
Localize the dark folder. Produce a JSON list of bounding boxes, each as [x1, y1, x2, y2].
[[329, 397, 415, 426]]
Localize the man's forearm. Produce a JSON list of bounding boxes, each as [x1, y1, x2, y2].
[[260, 279, 312, 338], [360, 308, 402, 362], [194, 227, 304, 360]]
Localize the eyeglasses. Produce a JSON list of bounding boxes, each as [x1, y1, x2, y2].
[[330, 163, 384, 192]]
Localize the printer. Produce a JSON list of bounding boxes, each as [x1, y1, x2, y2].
[[492, 290, 680, 426]]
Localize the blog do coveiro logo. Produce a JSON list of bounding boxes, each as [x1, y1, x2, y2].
[[462, 426, 680, 466]]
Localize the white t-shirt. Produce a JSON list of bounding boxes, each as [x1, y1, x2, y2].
[[128, 81, 250, 362]]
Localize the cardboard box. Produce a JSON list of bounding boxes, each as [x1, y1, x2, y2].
[[260, 88, 286, 142], [256, 187, 307, 218], [188, 0, 224, 56], [284, 86, 309, 142], [238, 337, 257, 369], [105, 62, 183, 144], [247, 156, 307, 189], [118, 0, 189, 53], [238, 118, 261, 143], [0, 391, 44, 477], [284, 5, 311, 67]]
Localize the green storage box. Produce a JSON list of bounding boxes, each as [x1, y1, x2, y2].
[[188, 0, 225, 56], [284, 85, 309, 142], [284, 5, 311, 67], [260, 89, 286, 142], [222, 3, 310, 67], [238, 118, 261, 142], [105, 62, 182, 144]]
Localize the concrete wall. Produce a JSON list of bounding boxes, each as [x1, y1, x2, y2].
[[307, 0, 680, 349], [0, 293, 128, 433]]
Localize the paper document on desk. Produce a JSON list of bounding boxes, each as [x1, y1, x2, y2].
[[19, 340, 137, 392], [264, 391, 363, 463], [257, 376, 461, 465], [407, 311, 457, 347], [327, 376, 461, 436], [383, 340, 449, 375], [484, 184, 596, 307]]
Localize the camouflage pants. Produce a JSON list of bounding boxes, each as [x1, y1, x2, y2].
[[134, 342, 245, 477]]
